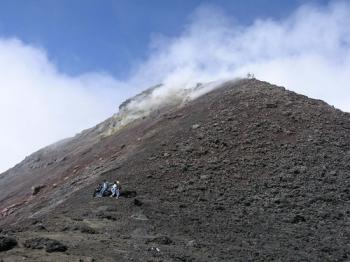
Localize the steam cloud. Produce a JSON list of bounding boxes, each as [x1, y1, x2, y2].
[[1, 1, 350, 172]]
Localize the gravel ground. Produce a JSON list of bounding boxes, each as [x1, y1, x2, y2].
[[1, 79, 350, 261]]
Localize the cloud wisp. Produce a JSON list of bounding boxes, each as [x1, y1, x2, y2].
[[1, 1, 350, 172], [0, 39, 131, 172], [130, 1, 350, 112]]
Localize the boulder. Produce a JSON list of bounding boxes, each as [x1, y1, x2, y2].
[[0, 235, 17, 252], [31, 185, 46, 195], [24, 237, 67, 252], [46, 239, 68, 253]]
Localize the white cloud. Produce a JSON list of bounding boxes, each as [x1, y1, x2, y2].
[[0, 38, 132, 172], [131, 1, 350, 112], [1, 1, 350, 172]]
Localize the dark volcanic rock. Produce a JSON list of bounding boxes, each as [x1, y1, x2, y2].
[[133, 198, 143, 206], [96, 211, 118, 221], [1, 79, 350, 261], [24, 237, 67, 252], [121, 190, 137, 198], [31, 185, 46, 195], [74, 224, 97, 234], [146, 236, 173, 245], [33, 223, 47, 231], [45, 240, 68, 253], [0, 235, 17, 252], [23, 237, 47, 249]]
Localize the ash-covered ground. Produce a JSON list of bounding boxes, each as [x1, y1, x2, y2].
[[1, 79, 350, 261]]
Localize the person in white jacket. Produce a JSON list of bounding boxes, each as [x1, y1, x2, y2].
[[111, 181, 121, 199]]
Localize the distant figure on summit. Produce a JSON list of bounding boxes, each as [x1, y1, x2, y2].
[[111, 181, 121, 199], [247, 72, 255, 79]]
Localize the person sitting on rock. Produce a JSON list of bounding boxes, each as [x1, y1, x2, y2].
[[111, 181, 121, 199], [93, 183, 102, 197], [99, 180, 109, 197]]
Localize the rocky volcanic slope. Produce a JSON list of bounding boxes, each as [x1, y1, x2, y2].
[[1, 79, 350, 261]]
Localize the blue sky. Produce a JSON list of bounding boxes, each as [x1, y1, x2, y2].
[[0, 0, 328, 78], [2, 0, 350, 173]]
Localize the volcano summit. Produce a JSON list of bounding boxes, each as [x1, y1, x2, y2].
[[0, 79, 350, 261]]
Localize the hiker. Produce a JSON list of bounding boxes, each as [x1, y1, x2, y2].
[[99, 180, 109, 197], [111, 181, 121, 199], [93, 183, 102, 197]]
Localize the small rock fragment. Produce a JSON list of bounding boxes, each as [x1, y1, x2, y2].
[[77, 224, 97, 234], [163, 152, 170, 157], [146, 236, 173, 245], [33, 223, 47, 231], [291, 215, 306, 224], [293, 165, 307, 174], [134, 198, 143, 206], [131, 213, 148, 221], [266, 102, 278, 108], [200, 174, 209, 180], [192, 124, 200, 129], [186, 240, 198, 247]]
